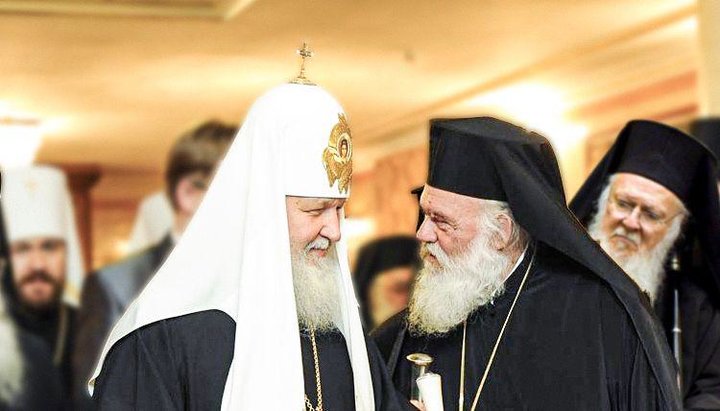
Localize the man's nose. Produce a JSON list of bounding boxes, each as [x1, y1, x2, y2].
[[621, 207, 642, 231], [416, 217, 437, 243], [28, 250, 48, 270], [320, 210, 341, 242]]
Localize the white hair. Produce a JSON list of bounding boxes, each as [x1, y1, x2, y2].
[[587, 176, 687, 302], [408, 200, 528, 336], [291, 239, 342, 333], [0, 285, 24, 404]]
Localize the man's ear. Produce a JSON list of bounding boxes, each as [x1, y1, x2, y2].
[[494, 213, 514, 250], [174, 177, 194, 215]]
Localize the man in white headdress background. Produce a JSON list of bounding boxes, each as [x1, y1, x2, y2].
[[73, 120, 236, 410], [0, 193, 64, 410], [90, 56, 407, 410], [1, 165, 85, 405]]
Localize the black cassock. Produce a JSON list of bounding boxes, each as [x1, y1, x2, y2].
[[92, 309, 409, 410], [1, 329, 63, 411], [568, 120, 720, 409], [373, 243, 672, 410], [3, 300, 76, 408], [655, 276, 720, 409], [1, 271, 76, 407]]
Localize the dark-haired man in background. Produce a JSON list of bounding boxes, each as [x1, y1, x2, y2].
[[72, 120, 237, 408]]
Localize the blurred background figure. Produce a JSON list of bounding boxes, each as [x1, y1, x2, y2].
[[353, 235, 419, 330], [571, 120, 720, 409], [125, 191, 173, 255], [692, 118, 720, 195], [72, 120, 237, 409], [0, 283, 25, 409], [0, 196, 63, 411], [0, 166, 85, 408], [0, 256, 63, 411]]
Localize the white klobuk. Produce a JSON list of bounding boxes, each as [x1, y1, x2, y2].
[[1, 165, 85, 307]]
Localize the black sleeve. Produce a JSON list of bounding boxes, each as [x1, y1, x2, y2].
[[91, 322, 183, 411], [599, 286, 666, 410], [73, 273, 114, 410], [92, 310, 235, 411], [684, 297, 720, 410]]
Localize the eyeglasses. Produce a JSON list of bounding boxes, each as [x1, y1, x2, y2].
[[608, 195, 680, 229]]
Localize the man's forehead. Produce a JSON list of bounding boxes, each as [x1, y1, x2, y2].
[[290, 196, 346, 206], [420, 185, 480, 212], [611, 173, 681, 207]]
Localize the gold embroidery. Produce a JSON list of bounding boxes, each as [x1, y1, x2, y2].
[[322, 114, 353, 194]]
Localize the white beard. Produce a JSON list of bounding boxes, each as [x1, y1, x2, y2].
[[0, 305, 23, 404], [588, 207, 683, 303], [291, 239, 342, 333], [408, 232, 511, 336]]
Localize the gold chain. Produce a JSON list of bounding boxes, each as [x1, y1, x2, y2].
[[304, 329, 324, 411]]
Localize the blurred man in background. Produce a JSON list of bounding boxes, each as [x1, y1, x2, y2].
[[72, 120, 236, 408], [0, 190, 63, 411], [1, 255, 63, 411], [1, 165, 85, 407], [570, 120, 720, 409], [353, 235, 419, 330]]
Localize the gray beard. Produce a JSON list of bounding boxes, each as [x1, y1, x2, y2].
[[408, 234, 511, 336], [0, 308, 23, 403], [291, 246, 342, 333], [588, 211, 682, 303]]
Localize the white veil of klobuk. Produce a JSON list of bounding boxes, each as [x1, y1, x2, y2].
[[1, 165, 85, 307], [89, 82, 374, 410]]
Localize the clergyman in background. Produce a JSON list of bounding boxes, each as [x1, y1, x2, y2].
[[353, 235, 419, 331], [570, 119, 720, 409], [1, 165, 85, 407]]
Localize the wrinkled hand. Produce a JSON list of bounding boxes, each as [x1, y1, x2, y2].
[[410, 399, 426, 411]]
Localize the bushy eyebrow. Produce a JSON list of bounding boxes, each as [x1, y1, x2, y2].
[[420, 205, 453, 223], [612, 190, 669, 215], [299, 198, 345, 208]]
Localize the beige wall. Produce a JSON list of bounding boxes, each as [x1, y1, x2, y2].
[[91, 170, 163, 269]]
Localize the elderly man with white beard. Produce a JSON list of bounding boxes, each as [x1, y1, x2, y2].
[[89, 55, 406, 410], [373, 117, 681, 410], [570, 120, 720, 410]]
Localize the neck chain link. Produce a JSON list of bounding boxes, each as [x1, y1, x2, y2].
[[304, 329, 324, 411]]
